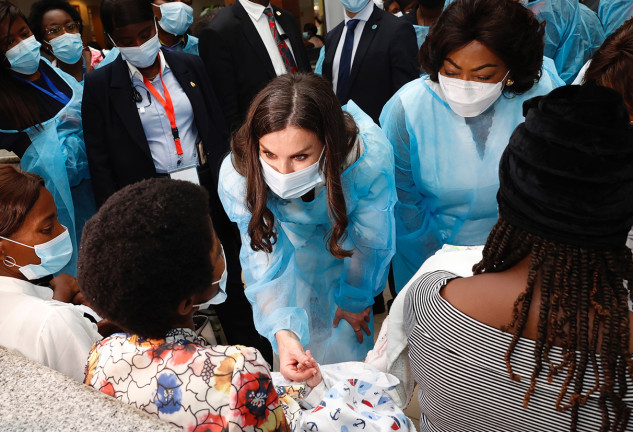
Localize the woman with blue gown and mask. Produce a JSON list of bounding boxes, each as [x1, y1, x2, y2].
[[218, 73, 396, 381], [380, 0, 563, 292], [0, 0, 96, 276]]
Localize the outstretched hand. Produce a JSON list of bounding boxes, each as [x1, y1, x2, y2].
[[333, 306, 371, 343], [276, 330, 319, 382]]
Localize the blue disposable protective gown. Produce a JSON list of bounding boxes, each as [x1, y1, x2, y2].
[[413, 25, 430, 49], [380, 59, 563, 291], [218, 101, 396, 364], [526, 0, 605, 83], [0, 60, 96, 275], [599, 0, 633, 37], [97, 35, 200, 69]]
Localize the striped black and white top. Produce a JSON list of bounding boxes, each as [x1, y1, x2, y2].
[[404, 270, 633, 432]]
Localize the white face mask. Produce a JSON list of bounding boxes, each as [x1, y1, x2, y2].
[[108, 23, 161, 69], [438, 71, 509, 117], [193, 244, 227, 309], [260, 150, 325, 199]]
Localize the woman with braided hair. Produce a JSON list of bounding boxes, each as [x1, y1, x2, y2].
[[404, 83, 633, 432]]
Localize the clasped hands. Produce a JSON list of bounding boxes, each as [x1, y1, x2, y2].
[[276, 306, 371, 382]]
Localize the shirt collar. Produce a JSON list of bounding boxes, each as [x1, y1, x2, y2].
[[127, 49, 169, 81], [239, 0, 271, 21], [165, 328, 206, 345], [344, 0, 374, 24], [0, 276, 53, 300]]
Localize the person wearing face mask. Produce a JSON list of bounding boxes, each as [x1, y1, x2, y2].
[[0, 0, 97, 277], [218, 73, 396, 381], [82, 0, 274, 366], [318, 0, 418, 124], [97, 0, 199, 69], [380, 0, 564, 292], [81, 178, 305, 431], [28, 0, 94, 83], [0, 165, 101, 381], [401, 0, 444, 48]]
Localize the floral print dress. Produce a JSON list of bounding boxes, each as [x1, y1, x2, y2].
[[84, 328, 289, 431]]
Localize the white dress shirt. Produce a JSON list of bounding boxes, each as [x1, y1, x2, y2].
[[127, 51, 200, 173], [238, 0, 295, 77], [332, 0, 375, 93], [0, 276, 101, 381]]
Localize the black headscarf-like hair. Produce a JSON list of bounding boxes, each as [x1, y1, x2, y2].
[[498, 83, 633, 250]]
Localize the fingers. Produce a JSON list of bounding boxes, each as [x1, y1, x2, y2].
[[361, 321, 371, 336], [71, 291, 86, 306], [332, 314, 341, 328], [281, 365, 318, 382], [355, 327, 364, 344]]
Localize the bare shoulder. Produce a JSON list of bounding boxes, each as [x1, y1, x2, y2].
[[441, 271, 528, 331]]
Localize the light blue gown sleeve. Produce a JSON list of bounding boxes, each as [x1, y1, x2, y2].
[[335, 102, 397, 313], [314, 46, 325, 75], [599, 0, 633, 37], [413, 25, 430, 50], [379, 85, 443, 291], [183, 35, 199, 56], [527, 0, 604, 84], [218, 156, 310, 354], [96, 47, 119, 69]]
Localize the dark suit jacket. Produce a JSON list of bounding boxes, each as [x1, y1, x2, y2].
[[82, 49, 229, 208], [198, 1, 311, 132], [322, 6, 419, 124]]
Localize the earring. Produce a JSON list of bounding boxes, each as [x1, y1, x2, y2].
[[507, 78, 514, 86], [3, 255, 17, 267]]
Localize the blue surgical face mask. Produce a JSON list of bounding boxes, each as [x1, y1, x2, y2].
[[154, 2, 194, 36], [1, 227, 73, 280], [340, 0, 370, 13], [5, 35, 41, 75], [193, 244, 227, 309], [109, 24, 161, 69], [48, 32, 84, 65]]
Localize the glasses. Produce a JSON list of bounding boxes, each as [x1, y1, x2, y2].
[[44, 22, 80, 36]]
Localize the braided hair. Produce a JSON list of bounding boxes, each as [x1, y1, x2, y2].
[[473, 217, 633, 431]]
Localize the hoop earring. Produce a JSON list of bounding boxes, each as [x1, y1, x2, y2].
[[3, 255, 18, 268]]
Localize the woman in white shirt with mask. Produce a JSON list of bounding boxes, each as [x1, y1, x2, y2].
[[0, 165, 101, 381], [218, 73, 396, 381], [380, 0, 564, 292]]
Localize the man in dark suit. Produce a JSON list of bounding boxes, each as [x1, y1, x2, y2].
[[321, 0, 419, 124], [198, 0, 311, 132], [82, 0, 273, 363]]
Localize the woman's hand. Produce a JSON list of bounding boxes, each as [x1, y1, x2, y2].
[[333, 306, 371, 343], [276, 330, 318, 382], [50, 273, 84, 305]]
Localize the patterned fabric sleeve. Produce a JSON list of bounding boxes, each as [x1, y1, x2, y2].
[[225, 346, 290, 431]]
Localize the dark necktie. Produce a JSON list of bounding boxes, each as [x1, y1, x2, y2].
[[263, 8, 298, 74], [336, 19, 359, 105]]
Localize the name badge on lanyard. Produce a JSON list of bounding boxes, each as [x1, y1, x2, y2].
[[169, 165, 200, 185], [143, 71, 200, 185]]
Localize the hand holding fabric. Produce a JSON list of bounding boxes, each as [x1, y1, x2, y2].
[[333, 306, 371, 343]]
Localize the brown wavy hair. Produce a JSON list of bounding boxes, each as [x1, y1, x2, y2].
[[231, 73, 358, 259], [0, 164, 45, 237], [583, 18, 633, 119], [474, 217, 633, 431]]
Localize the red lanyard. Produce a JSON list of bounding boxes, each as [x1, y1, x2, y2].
[[142, 71, 183, 156]]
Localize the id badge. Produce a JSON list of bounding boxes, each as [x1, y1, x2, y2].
[[169, 165, 200, 185]]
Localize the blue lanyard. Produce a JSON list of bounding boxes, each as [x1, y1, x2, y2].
[[13, 68, 71, 105]]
